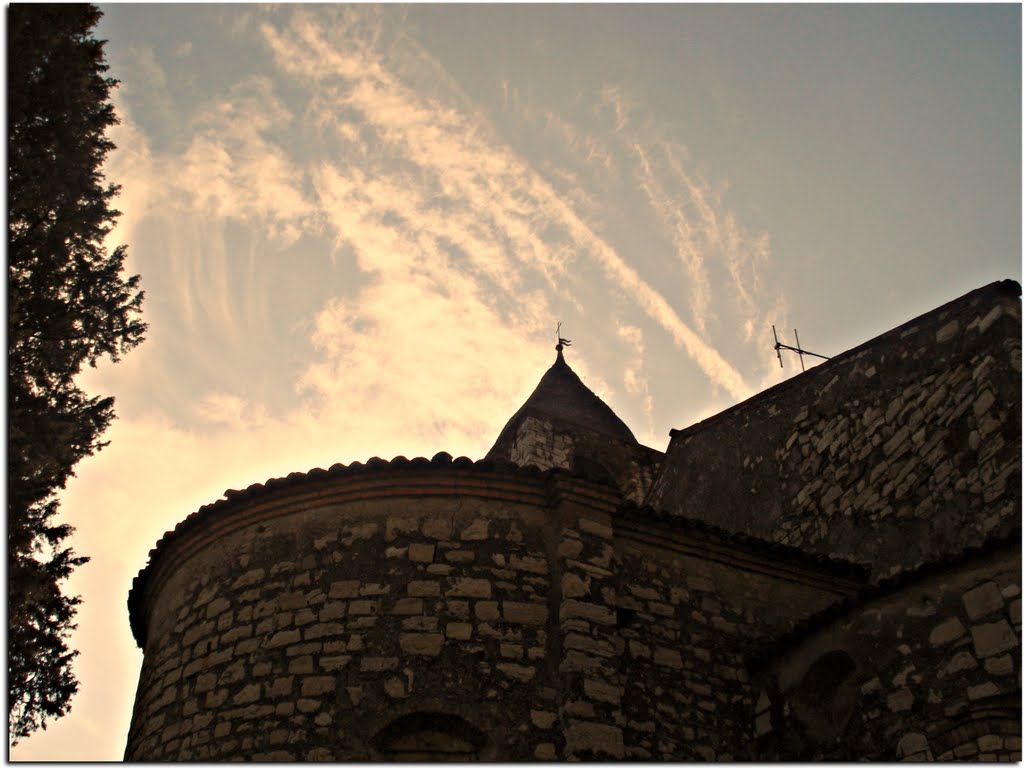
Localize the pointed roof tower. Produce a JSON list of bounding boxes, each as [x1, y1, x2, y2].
[[491, 345, 637, 451]]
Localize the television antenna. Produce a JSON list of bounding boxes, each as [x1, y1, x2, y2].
[[772, 325, 830, 373]]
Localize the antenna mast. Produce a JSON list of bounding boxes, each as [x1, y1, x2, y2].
[[772, 325, 830, 373]]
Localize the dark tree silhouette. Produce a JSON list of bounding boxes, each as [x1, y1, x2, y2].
[[8, 3, 146, 741]]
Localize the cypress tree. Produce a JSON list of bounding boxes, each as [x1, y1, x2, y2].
[[8, 3, 146, 740]]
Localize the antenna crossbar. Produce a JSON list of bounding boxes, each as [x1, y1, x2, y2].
[[772, 325, 830, 373]]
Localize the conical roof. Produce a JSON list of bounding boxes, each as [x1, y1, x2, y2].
[[487, 347, 637, 459]]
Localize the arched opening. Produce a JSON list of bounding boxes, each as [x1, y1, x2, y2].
[[790, 649, 859, 739], [372, 711, 486, 760]]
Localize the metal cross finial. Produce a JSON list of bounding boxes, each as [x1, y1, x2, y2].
[[556, 322, 572, 352]]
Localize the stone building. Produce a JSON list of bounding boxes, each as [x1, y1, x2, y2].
[[125, 280, 1021, 761]]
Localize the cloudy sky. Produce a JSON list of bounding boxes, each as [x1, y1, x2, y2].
[[11, 4, 1020, 760]]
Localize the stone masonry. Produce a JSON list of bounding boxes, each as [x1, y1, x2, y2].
[[125, 280, 1021, 760]]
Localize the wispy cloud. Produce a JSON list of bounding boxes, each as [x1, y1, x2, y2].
[[261, 8, 752, 401]]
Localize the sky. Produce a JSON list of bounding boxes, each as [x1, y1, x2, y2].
[[10, 3, 1020, 760]]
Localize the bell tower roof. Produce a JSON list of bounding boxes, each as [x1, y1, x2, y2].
[[486, 344, 637, 462]]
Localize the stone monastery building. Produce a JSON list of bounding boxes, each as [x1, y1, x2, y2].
[[126, 280, 1021, 761]]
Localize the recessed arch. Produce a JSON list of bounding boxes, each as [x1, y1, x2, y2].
[[371, 711, 487, 760]]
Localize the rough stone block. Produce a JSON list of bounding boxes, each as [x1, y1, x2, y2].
[[531, 710, 557, 729], [390, 598, 424, 616], [409, 543, 436, 563], [301, 676, 335, 697], [971, 620, 1018, 658], [320, 656, 352, 672], [963, 582, 1005, 621], [422, 516, 453, 540], [267, 629, 301, 648], [328, 580, 360, 599], [446, 622, 473, 640], [305, 622, 344, 641], [562, 573, 589, 598], [984, 653, 1014, 676], [402, 616, 438, 631], [232, 684, 261, 705], [384, 677, 406, 698], [584, 678, 622, 704], [503, 601, 548, 625], [930, 617, 966, 646], [447, 578, 491, 598], [408, 580, 440, 597], [511, 554, 548, 574], [460, 518, 489, 540], [534, 743, 557, 760], [654, 647, 683, 669], [400, 633, 444, 656], [967, 681, 1000, 701], [565, 632, 615, 657], [495, 663, 535, 682], [561, 599, 615, 626], [565, 722, 624, 759], [475, 601, 500, 621], [887, 688, 914, 712], [349, 600, 381, 616]]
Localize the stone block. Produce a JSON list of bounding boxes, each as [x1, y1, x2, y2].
[[897, 733, 929, 757], [288, 656, 314, 676], [967, 681, 1000, 700], [301, 676, 335, 697], [531, 710, 557, 729], [565, 632, 615, 657], [534, 743, 557, 760], [320, 656, 352, 672], [460, 518, 489, 540], [511, 554, 548, 574], [390, 598, 424, 616], [887, 688, 913, 712], [971, 620, 1018, 658], [939, 651, 978, 678], [408, 580, 440, 597], [475, 601, 500, 621], [447, 578, 491, 598], [584, 678, 622, 704], [495, 662, 535, 682], [930, 617, 966, 646], [232, 684, 260, 705], [319, 602, 345, 622], [402, 616, 438, 631], [446, 622, 473, 640], [384, 677, 406, 698], [409, 543, 436, 563], [328, 581, 360, 599], [565, 722, 624, 759], [963, 582, 1005, 621], [267, 629, 301, 648], [560, 599, 615, 626], [653, 647, 683, 669], [400, 633, 444, 656], [267, 677, 293, 698], [349, 600, 380, 616], [422, 516, 453, 540], [562, 573, 590, 598], [504, 601, 548, 625], [984, 653, 1014, 676], [305, 622, 344, 641]]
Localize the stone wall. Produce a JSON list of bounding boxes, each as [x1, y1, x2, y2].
[[125, 465, 567, 761], [648, 280, 1021, 578], [611, 511, 864, 760], [755, 539, 1021, 761]]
